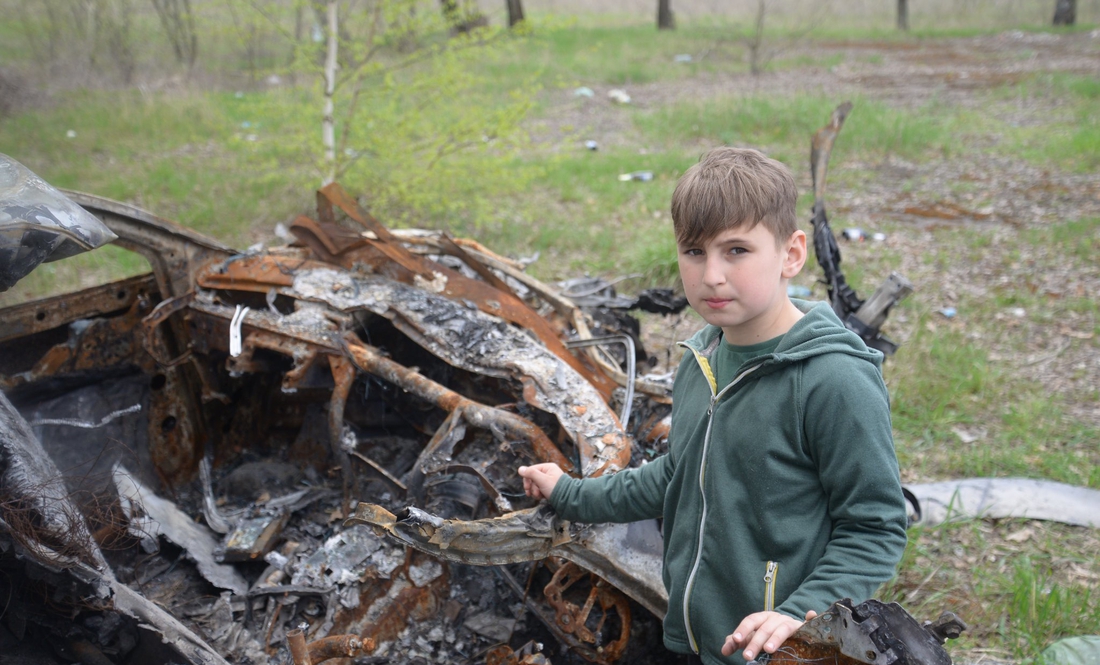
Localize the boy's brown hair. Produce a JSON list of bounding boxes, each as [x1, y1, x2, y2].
[[671, 147, 798, 248]]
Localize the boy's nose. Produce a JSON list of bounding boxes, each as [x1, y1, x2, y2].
[[702, 257, 727, 287]]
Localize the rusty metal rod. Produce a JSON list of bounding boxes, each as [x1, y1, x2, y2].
[[307, 634, 370, 662], [287, 628, 311, 665]]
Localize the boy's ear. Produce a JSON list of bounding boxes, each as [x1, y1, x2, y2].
[[781, 230, 808, 279]]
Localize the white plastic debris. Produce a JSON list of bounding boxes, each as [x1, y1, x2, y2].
[[618, 171, 653, 182], [229, 305, 250, 357], [573, 86, 595, 98], [608, 89, 631, 104]]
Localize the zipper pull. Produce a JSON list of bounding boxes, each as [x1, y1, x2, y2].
[[763, 561, 778, 612]]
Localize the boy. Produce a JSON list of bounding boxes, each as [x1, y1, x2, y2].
[[519, 148, 908, 664]]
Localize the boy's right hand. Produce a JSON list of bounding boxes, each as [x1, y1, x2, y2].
[[518, 463, 564, 501]]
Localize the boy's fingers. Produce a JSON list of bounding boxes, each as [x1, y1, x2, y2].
[[742, 616, 800, 660]]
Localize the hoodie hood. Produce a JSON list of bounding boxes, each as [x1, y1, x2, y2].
[[680, 299, 883, 385]]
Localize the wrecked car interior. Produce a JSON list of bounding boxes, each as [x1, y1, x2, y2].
[[1, 110, 962, 665]]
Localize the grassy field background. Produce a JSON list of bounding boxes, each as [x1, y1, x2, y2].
[[1, 1, 1098, 662]]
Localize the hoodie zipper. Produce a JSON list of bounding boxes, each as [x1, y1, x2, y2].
[[764, 561, 779, 612], [678, 346, 762, 654]]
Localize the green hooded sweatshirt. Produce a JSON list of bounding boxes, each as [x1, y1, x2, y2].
[[549, 300, 908, 664]]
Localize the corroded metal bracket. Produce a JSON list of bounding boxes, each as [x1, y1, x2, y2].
[[776, 599, 967, 665]]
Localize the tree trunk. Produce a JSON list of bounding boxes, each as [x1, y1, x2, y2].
[[657, 0, 674, 30], [897, 0, 909, 31], [322, 0, 338, 186], [1052, 0, 1076, 25], [506, 0, 524, 27]]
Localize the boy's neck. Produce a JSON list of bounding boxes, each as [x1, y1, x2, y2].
[[720, 297, 804, 346]]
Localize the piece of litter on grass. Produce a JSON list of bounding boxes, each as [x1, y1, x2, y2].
[[1004, 526, 1033, 543], [937, 307, 957, 319], [842, 228, 865, 241], [573, 86, 594, 98], [66, 130, 77, 139], [872, 232, 886, 242], [951, 426, 982, 444], [608, 89, 631, 104], [674, 54, 693, 63], [1010, 307, 1026, 318], [584, 140, 598, 151], [618, 171, 653, 182]]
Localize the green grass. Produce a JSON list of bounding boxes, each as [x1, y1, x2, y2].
[[635, 95, 960, 164], [880, 519, 1100, 662]]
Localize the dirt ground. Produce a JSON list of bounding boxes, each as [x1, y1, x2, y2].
[[546, 30, 1100, 429]]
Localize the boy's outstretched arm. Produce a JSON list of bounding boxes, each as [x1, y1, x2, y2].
[[518, 463, 563, 501], [722, 610, 819, 661]]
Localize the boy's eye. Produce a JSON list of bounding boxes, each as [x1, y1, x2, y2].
[[728, 246, 747, 255], [681, 248, 704, 257]]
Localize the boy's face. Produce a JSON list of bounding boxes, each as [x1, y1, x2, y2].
[[677, 221, 807, 345]]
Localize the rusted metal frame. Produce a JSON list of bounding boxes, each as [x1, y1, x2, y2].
[[397, 235, 658, 396], [543, 560, 631, 662], [283, 269, 627, 478], [63, 190, 233, 301], [350, 501, 668, 620], [361, 233, 620, 401], [61, 192, 223, 487], [436, 231, 517, 295], [384, 228, 527, 272], [0, 273, 157, 344], [495, 565, 617, 665], [198, 257, 629, 478], [196, 254, 326, 292], [142, 292, 196, 367], [393, 237, 666, 399], [227, 328, 326, 393], [0, 294, 149, 391], [184, 299, 576, 475], [327, 355, 357, 514], [346, 504, 570, 566], [286, 629, 369, 665], [289, 215, 370, 263], [341, 337, 574, 473], [317, 182, 618, 401]]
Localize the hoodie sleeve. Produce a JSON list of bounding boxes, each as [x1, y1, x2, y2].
[[548, 453, 675, 523], [776, 353, 909, 618]]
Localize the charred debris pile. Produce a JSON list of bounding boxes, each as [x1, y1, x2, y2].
[[0, 183, 688, 665]]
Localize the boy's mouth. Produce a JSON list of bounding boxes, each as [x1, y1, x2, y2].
[[703, 298, 732, 309]]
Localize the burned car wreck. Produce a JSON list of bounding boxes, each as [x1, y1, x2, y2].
[[0, 154, 958, 664]]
